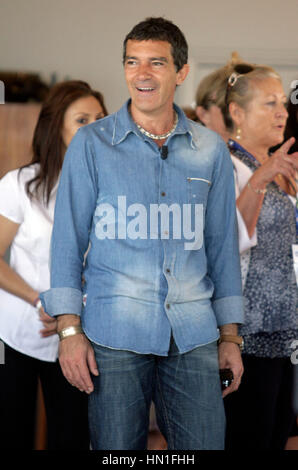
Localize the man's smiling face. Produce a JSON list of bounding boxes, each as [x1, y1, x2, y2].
[[124, 39, 188, 120]]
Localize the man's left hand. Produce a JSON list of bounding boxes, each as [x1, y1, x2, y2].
[[218, 341, 244, 398]]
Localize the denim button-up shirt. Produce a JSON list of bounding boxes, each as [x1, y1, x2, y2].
[[40, 100, 243, 356]]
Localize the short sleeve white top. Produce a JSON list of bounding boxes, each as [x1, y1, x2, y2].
[[0, 164, 59, 361]]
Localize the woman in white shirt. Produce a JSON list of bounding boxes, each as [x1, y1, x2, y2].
[[0, 80, 107, 449]]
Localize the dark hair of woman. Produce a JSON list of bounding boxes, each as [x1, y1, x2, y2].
[[284, 82, 298, 153], [20, 80, 108, 205], [269, 82, 298, 155]]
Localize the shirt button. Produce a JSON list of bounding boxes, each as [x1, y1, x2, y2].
[[166, 303, 170, 309], [166, 268, 170, 274], [161, 191, 166, 197]]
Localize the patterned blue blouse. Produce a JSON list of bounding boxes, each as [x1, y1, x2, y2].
[[229, 139, 298, 358]]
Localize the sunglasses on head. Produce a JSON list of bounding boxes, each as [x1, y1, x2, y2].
[[225, 64, 254, 105]]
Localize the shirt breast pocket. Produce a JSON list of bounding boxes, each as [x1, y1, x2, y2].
[[187, 177, 211, 204]]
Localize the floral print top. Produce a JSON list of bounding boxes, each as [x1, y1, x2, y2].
[[229, 140, 298, 358]]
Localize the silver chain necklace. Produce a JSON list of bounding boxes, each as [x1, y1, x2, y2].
[[135, 112, 178, 140]]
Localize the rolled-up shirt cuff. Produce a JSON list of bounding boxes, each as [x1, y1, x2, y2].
[[212, 295, 244, 326], [39, 287, 83, 317]]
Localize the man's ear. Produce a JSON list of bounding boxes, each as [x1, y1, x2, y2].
[[176, 63, 190, 86], [195, 106, 209, 126]]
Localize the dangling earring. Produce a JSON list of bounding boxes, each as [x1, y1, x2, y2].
[[236, 127, 242, 140]]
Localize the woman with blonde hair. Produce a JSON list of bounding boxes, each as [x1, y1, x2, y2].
[[194, 55, 258, 261], [223, 63, 298, 449], [195, 52, 243, 142], [194, 56, 298, 449]]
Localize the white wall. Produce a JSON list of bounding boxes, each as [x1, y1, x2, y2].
[[1, 0, 298, 112]]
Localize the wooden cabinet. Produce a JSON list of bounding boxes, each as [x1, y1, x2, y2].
[[0, 103, 41, 178]]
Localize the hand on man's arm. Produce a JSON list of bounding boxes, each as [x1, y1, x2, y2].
[[218, 323, 244, 398], [57, 314, 99, 394]]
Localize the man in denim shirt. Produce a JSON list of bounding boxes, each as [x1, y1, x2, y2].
[[41, 17, 244, 450]]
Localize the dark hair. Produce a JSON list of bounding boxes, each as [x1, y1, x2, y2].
[[182, 106, 199, 122], [20, 80, 107, 205], [284, 82, 298, 153], [123, 17, 188, 72]]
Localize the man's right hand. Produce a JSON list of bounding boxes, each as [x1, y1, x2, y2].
[[57, 314, 99, 394]]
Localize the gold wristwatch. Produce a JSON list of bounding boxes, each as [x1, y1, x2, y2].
[[58, 325, 84, 341]]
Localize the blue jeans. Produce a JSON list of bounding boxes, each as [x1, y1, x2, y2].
[[88, 338, 225, 450]]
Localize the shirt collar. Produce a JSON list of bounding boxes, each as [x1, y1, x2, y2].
[[112, 99, 197, 149]]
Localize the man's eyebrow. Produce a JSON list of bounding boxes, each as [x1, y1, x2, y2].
[[150, 57, 168, 62], [124, 56, 168, 62]]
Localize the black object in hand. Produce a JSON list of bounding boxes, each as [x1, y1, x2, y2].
[[219, 368, 234, 390]]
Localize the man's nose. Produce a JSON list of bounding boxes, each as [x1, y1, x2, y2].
[[136, 63, 152, 80]]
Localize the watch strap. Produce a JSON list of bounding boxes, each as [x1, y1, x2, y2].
[[219, 334, 244, 351]]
